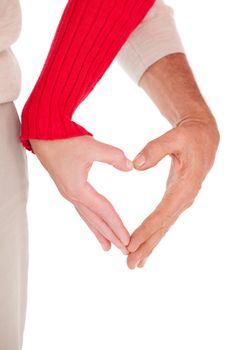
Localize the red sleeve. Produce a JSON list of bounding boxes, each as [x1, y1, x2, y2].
[[19, 0, 156, 154]]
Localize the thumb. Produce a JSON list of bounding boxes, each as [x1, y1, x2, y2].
[[133, 129, 177, 170], [94, 142, 133, 171]]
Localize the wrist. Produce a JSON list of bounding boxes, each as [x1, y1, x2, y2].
[[176, 110, 220, 146]]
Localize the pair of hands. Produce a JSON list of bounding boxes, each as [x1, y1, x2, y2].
[[29, 116, 219, 269]]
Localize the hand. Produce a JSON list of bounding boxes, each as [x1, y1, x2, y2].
[[126, 116, 220, 269], [29, 135, 133, 254]]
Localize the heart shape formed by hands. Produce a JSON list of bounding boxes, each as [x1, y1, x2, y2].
[[29, 117, 219, 269]]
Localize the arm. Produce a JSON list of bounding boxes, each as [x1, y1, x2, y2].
[[116, 0, 185, 85], [19, 0, 156, 153], [114, 0, 220, 268], [126, 53, 220, 268], [19, 0, 159, 253]]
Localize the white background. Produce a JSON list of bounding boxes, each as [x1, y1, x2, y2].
[[13, 0, 233, 349]]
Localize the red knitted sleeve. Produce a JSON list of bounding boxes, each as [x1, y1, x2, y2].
[[19, 0, 156, 154]]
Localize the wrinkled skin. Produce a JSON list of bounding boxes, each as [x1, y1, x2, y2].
[[126, 53, 220, 268], [127, 117, 220, 268]]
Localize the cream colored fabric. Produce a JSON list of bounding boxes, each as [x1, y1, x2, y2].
[[0, 102, 29, 350], [0, 0, 185, 102], [116, 0, 185, 85], [0, 0, 21, 104]]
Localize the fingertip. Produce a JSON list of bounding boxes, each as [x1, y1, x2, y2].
[[133, 153, 146, 168], [137, 263, 144, 268], [127, 254, 137, 270], [118, 159, 133, 172], [137, 258, 147, 268], [121, 246, 129, 255], [127, 242, 137, 253], [126, 159, 134, 170], [102, 243, 111, 251], [127, 261, 136, 270], [121, 233, 130, 247]]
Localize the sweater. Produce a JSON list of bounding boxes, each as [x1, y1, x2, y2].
[[19, 0, 156, 153], [0, 0, 21, 104]]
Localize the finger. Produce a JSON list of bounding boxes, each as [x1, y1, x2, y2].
[[127, 227, 166, 269], [80, 182, 131, 247], [133, 128, 180, 170], [79, 213, 111, 251], [91, 140, 133, 171], [75, 201, 129, 255], [89, 227, 111, 251], [127, 176, 196, 253], [136, 244, 154, 268], [137, 257, 148, 268], [76, 202, 124, 254], [76, 205, 111, 251], [127, 211, 162, 253]]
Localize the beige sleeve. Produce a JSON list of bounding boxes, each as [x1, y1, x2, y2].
[[115, 0, 185, 85], [0, 0, 21, 104]]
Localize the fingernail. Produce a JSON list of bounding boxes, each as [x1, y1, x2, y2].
[[126, 159, 133, 170], [134, 153, 145, 167]]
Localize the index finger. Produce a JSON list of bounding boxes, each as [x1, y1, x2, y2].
[[79, 181, 131, 248], [127, 176, 199, 253]]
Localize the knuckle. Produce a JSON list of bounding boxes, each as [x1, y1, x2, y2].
[[61, 184, 84, 202], [137, 221, 150, 238], [128, 242, 137, 253], [147, 139, 166, 158], [147, 140, 158, 152], [114, 148, 125, 161], [97, 193, 114, 212], [176, 126, 189, 144], [140, 220, 151, 233]]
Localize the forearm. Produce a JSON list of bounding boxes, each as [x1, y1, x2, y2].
[[139, 52, 219, 131], [127, 54, 221, 269], [19, 0, 156, 154]]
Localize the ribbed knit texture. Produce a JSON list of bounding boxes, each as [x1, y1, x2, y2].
[[19, 0, 156, 153]]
